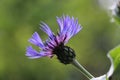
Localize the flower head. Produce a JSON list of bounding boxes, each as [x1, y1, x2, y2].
[[26, 15, 82, 64]]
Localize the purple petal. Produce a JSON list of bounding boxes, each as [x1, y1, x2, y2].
[[29, 32, 44, 48], [68, 19, 82, 37], [26, 46, 47, 59], [57, 17, 63, 33], [40, 22, 54, 39], [62, 16, 71, 34], [57, 16, 82, 44], [75, 24, 82, 34]]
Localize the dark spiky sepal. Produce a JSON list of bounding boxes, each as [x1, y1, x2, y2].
[[53, 43, 76, 64]]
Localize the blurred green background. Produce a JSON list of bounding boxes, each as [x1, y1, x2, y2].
[[0, 0, 120, 80]]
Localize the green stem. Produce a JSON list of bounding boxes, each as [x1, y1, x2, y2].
[[71, 59, 95, 80]]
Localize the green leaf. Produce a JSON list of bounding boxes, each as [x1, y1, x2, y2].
[[91, 45, 120, 80], [108, 45, 120, 80], [109, 45, 120, 69], [90, 53, 114, 80]]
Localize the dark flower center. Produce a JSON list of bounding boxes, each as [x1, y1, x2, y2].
[[53, 43, 76, 64]]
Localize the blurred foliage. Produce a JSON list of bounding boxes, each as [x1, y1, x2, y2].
[[0, 0, 120, 80]]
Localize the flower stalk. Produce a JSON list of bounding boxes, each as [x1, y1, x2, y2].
[[71, 59, 95, 80]]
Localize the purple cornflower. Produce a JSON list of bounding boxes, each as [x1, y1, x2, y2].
[[26, 15, 82, 64]]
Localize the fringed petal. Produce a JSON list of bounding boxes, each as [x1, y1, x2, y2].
[[26, 46, 46, 59], [29, 32, 44, 48]]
